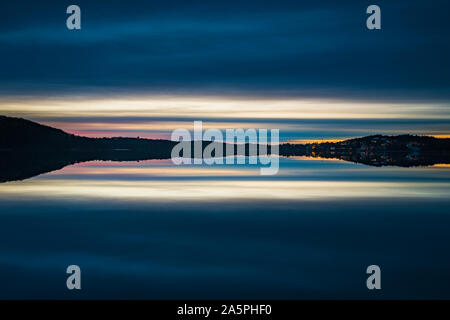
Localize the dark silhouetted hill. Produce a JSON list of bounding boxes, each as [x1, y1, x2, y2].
[[0, 115, 176, 154], [0, 115, 77, 149]]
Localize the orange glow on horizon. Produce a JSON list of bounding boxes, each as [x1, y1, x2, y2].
[[431, 134, 450, 139], [287, 138, 346, 144]]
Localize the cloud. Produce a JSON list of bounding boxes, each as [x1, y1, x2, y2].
[[0, 0, 449, 101]]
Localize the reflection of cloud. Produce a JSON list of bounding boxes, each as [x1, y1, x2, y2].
[[47, 165, 255, 177], [1, 179, 449, 201]]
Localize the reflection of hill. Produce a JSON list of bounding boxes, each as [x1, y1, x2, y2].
[[0, 150, 173, 183], [0, 143, 270, 182], [1, 115, 450, 183]]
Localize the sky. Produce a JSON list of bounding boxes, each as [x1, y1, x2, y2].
[[1, 0, 449, 141]]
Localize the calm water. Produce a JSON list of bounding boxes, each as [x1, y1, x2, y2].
[[0, 157, 449, 299]]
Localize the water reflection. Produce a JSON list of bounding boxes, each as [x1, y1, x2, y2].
[[0, 157, 450, 299], [2, 158, 450, 200]]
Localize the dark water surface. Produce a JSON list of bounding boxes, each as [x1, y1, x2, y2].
[[0, 158, 449, 299]]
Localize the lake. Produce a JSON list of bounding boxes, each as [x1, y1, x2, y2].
[[0, 157, 449, 299]]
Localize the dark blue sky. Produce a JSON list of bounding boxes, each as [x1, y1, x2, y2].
[[1, 0, 449, 101]]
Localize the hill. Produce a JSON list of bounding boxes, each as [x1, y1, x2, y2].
[[0, 115, 176, 154]]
